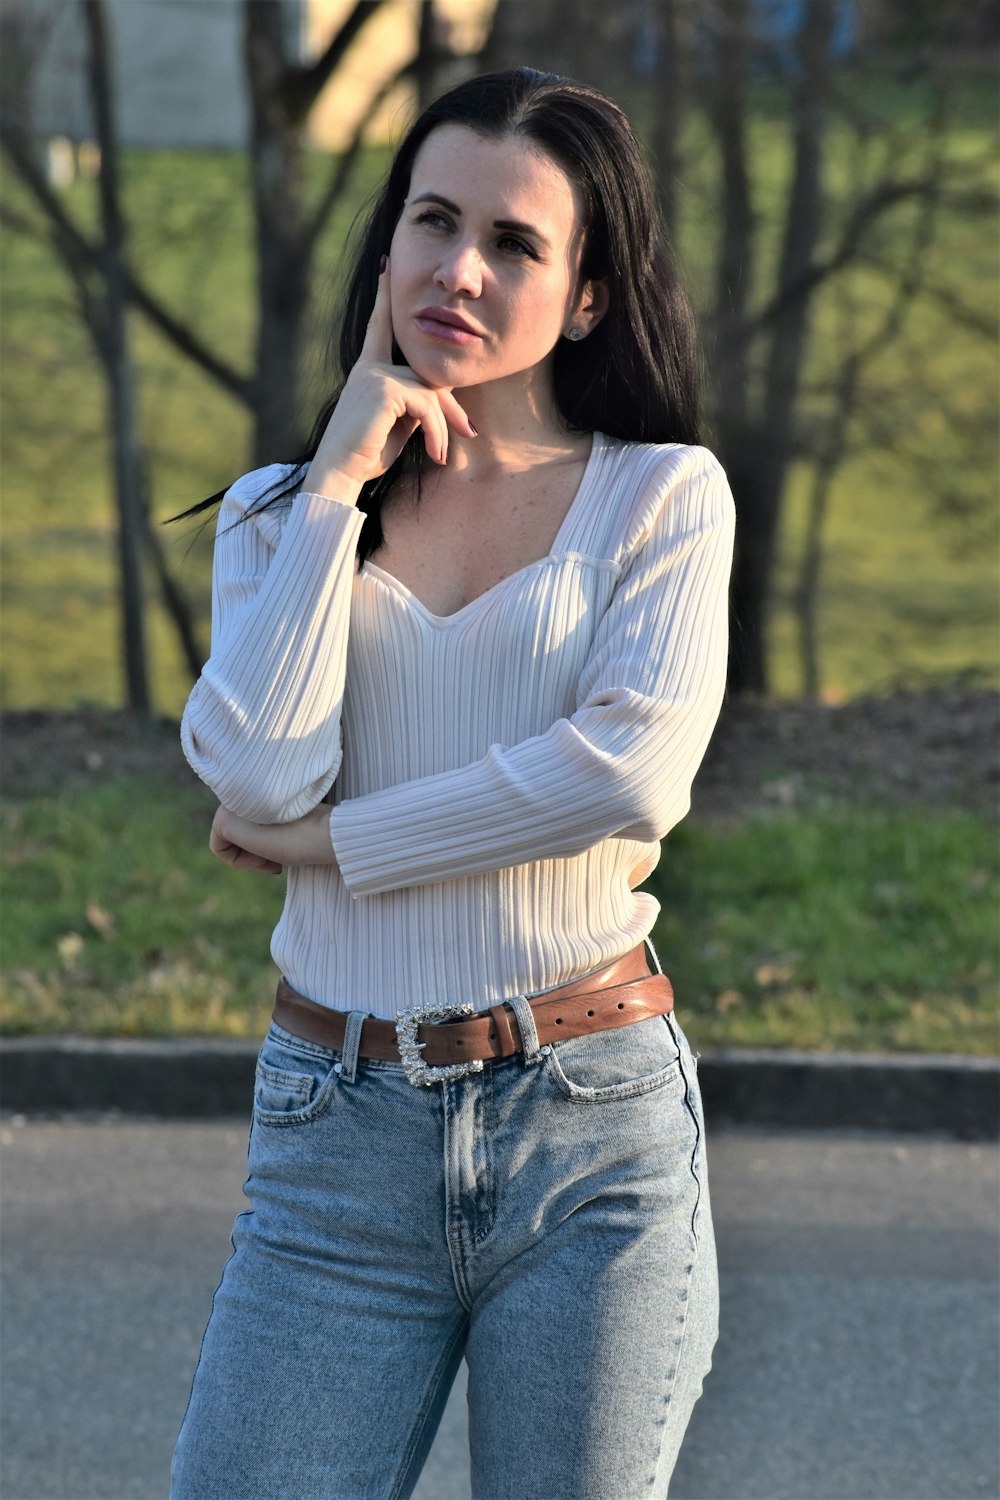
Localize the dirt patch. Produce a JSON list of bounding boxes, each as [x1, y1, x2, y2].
[[2, 691, 998, 820], [1, 708, 197, 801], [695, 689, 999, 820]]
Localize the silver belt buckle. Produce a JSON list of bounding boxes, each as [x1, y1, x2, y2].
[[394, 1001, 486, 1087]]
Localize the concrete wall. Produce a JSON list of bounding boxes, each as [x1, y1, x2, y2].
[[6, 0, 494, 154], [8, 0, 281, 149]]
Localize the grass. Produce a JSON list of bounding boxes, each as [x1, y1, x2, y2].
[[1, 769, 996, 1053], [0, 774, 284, 1039], [649, 807, 999, 1054], [0, 75, 997, 713]]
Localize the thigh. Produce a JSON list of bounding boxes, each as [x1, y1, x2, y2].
[[466, 1013, 719, 1500], [170, 1025, 468, 1500]]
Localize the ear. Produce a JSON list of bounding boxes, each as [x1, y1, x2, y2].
[[575, 276, 609, 336]]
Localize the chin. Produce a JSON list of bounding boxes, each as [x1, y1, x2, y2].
[[400, 342, 489, 387]]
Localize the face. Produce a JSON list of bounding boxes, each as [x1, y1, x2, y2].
[[388, 124, 607, 395]]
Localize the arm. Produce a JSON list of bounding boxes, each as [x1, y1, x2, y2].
[[183, 257, 477, 837], [328, 447, 736, 897], [180, 468, 365, 822]]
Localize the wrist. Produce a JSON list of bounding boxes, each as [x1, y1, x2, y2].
[[308, 803, 339, 866], [301, 461, 364, 508]]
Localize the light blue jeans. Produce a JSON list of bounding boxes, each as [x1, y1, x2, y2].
[[169, 940, 719, 1500]]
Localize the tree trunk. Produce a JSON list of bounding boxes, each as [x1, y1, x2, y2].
[[83, 0, 150, 714], [244, 0, 313, 463], [725, 0, 837, 694], [648, 0, 688, 241]]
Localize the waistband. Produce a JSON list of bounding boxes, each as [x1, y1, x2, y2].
[[272, 943, 674, 1087]]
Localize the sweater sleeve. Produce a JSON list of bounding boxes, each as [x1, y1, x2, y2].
[[328, 446, 736, 897], [180, 466, 365, 822]]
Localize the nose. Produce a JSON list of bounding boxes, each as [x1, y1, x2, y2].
[[434, 240, 482, 297]]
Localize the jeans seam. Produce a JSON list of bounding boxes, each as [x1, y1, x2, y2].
[[665, 1017, 703, 1257], [168, 1199, 253, 1499], [389, 1318, 468, 1500], [650, 1248, 699, 1494], [544, 1051, 682, 1104]]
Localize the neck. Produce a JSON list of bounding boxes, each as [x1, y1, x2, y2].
[[440, 367, 583, 479]]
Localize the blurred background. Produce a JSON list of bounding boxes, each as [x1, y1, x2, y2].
[[1, 0, 997, 1051]]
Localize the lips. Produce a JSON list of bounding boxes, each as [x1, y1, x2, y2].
[[413, 306, 484, 345]]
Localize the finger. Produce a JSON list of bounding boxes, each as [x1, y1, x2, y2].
[[230, 852, 281, 876], [236, 850, 283, 874], [212, 837, 281, 875], [232, 849, 283, 875], [426, 397, 449, 466], [211, 836, 247, 866], [436, 388, 478, 440], [408, 387, 449, 465], [391, 412, 421, 452], [387, 385, 444, 466], [359, 256, 394, 367], [211, 836, 245, 865]]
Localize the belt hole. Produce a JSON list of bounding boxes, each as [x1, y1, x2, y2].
[[617, 1002, 624, 1009], [587, 1009, 594, 1017], [555, 1017, 563, 1025]]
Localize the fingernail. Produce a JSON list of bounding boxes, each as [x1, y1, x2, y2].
[[379, 255, 388, 274], [469, 421, 478, 436]]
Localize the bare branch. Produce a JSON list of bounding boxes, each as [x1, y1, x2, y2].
[[303, 56, 417, 253], [859, 249, 998, 342], [279, 0, 392, 125], [745, 171, 943, 336], [0, 120, 252, 403], [0, 201, 46, 238]]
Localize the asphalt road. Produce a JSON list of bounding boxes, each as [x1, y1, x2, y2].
[[1, 1117, 997, 1500]]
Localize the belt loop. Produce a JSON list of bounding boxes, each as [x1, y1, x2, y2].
[[507, 993, 542, 1066], [339, 1009, 369, 1084], [488, 1003, 519, 1060], [643, 934, 663, 975]]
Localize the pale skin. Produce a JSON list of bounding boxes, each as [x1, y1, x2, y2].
[[211, 124, 637, 879]]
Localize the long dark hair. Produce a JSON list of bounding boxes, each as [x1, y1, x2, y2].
[[167, 66, 704, 563]]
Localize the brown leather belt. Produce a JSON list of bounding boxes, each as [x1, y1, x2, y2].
[[273, 942, 674, 1086]]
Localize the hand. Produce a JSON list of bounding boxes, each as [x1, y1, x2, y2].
[[302, 256, 477, 499], [210, 804, 339, 875]]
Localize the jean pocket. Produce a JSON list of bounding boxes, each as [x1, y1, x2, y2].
[[253, 1022, 340, 1127], [544, 1013, 683, 1103]]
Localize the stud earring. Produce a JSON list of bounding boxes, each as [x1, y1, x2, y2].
[[567, 326, 585, 341]]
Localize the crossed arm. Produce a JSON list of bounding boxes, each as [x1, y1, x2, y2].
[[209, 801, 337, 875], [203, 451, 736, 888]]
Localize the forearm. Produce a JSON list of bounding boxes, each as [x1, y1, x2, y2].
[[210, 803, 339, 872], [182, 486, 364, 821]]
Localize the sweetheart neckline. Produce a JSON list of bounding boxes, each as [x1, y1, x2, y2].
[[358, 430, 605, 625]]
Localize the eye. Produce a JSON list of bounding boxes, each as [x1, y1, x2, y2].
[[497, 234, 536, 259], [412, 211, 536, 258], [413, 209, 452, 231]]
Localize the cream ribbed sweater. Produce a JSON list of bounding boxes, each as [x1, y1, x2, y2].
[[180, 431, 736, 1018]]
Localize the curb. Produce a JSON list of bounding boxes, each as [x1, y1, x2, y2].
[[698, 1047, 998, 1139], [1, 1037, 997, 1137]]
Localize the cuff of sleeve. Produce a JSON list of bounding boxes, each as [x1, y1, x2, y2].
[[297, 489, 362, 514], [329, 804, 373, 894]]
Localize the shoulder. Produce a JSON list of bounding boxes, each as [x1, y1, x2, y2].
[[223, 460, 307, 512], [594, 436, 734, 561], [218, 461, 308, 548]]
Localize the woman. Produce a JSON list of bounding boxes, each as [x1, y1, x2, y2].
[[170, 66, 735, 1500]]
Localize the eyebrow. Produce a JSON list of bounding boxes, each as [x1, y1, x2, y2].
[[409, 192, 552, 251]]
